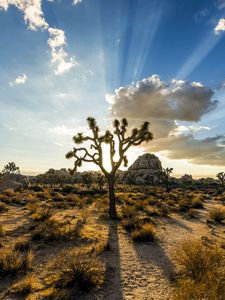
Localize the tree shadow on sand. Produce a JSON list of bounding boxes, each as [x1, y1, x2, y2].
[[133, 239, 176, 283], [96, 220, 124, 300]]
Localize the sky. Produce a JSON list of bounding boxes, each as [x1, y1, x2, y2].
[[0, 0, 225, 178]]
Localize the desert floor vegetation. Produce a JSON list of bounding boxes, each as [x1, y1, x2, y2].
[[0, 184, 224, 299]]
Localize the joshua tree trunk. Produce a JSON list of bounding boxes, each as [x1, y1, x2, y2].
[[107, 174, 117, 218]]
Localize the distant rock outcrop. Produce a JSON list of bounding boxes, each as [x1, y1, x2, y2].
[[123, 153, 162, 185], [0, 173, 29, 192], [180, 174, 193, 184]]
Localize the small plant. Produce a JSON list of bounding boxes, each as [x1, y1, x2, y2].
[[10, 276, 40, 296], [121, 217, 141, 232], [0, 202, 8, 213], [50, 250, 105, 298], [159, 205, 170, 217], [209, 206, 225, 223], [191, 197, 204, 209], [31, 208, 52, 222], [14, 237, 30, 251], [186, 208, 197, 218], [174, 240, 223, 281], [174, 239, 225, 300], [0, 248, 33, 275], [121, 205, 137, 219], [178, 199, 190, 212], [0, 225, 5, 237], [132, 223, 156, 242]]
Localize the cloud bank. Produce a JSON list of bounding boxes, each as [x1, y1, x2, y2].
[[0, 0, 76, 74], [107, 75, 225, 166]]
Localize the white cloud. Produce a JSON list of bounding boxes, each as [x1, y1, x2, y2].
[[9, 73, 28, 86], [48, 28, 66, 48], [0, 0, 48, 30], [48, 28, 76, 75], [73, 0, 82, 5], [0, 0, 77, 74], [215, 18, 225, 33], [51, 48, 76, 75]]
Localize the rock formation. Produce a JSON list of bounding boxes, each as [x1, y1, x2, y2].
[[123, 153, 162, 185], [0, 173, 29, 192]]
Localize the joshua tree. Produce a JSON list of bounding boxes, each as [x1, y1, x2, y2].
[[66, 117, 153, 218], [161, 167, 173, 192], [216, 172, 225, 187], [2, 162, 20, 174]]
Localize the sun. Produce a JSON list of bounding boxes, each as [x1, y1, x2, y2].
[[101, 144, 113, 173]]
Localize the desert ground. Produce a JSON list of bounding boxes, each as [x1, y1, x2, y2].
[[0, 184, 225, 300]]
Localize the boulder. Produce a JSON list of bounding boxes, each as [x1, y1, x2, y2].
[[0, 173, 29, 192], [123, 153, 162, 185], [0, 180, 22, 192]]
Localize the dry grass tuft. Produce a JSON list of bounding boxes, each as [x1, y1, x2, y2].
[[132, 223, 156, 242], [0, 248, 33, 275], [209, 206, 225, 223], [47, 249, 105, 299], [173, 239, 225, 300], [0, 225, 5, 237], [0, 202, 8, 213], [10, 276, 41, 296], [14, 237, 30, 251]]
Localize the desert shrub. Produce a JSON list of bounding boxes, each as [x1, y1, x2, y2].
[[31, 218, 75, 242], [178, 199, 191, 212], [30, 185, 44, 192], [0, 202, 8, 213], [121, 205, 137, 218], [14, 237, 30, 251], [27, 202, 40, 213], [146, 197, 158, 206], [209, 206, 225, 223], [132, 223, 156, 242], [174, 239, 225, 300], [159, 205, 170, 217], [174, 240, 223, 281], [0, 225, 5, 237], [3, 189, 15, 197], [121, 217, 141, 232], [134, 200, 148, 211], [166, 199, 176, 207], [36, 191, 50, 200], [61, 185, 76, 194], [31, 208, 52, 222], [146, 207, 160, 216], [191, 197, 204, 209], [0, 248, 33, 275], [10, 276, 40, 296], [94, 196, 108, 213], [32, 218, 63, 241], [187, 208, 197, 218], [49, 250, 105, 299], [52, 192, 64, 202]]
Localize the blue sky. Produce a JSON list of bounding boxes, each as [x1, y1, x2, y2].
[[0, 0, 225, 177]]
